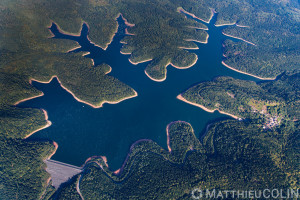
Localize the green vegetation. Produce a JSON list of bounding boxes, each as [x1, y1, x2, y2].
[[180, 73, 299, 128], [52, 175, 82, 200], [53, 121, 299, 199], [0, 0, 136, 199], [0, 138, 55, 200], [0, 0, 208, 83], [118, 0, 207, 81], [176, 0, 300, 79], [0, 107, 46, 139], [40, 183, 56, 200], [167, 121, 204, 163], [0, 0, 137, 106], [1, 0, 299, 198]]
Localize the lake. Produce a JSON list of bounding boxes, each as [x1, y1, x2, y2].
[[18, 13, 258, 170]]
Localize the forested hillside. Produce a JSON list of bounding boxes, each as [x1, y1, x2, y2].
[[180, 73, 299, 129], [0, 0, 298, 199], [54, 121, 299, 199]]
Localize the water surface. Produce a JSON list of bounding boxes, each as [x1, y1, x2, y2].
[[19, 13, 258, 170]]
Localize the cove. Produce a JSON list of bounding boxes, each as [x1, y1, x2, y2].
[[18, 13, 258, 170]]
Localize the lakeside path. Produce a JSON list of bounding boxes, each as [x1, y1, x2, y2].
[[76, 174, 84, 200], [177, 94, 239, 120]]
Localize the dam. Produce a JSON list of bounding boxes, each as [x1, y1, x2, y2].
[[45, 159, 83, 188]]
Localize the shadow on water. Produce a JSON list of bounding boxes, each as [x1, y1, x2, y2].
[[19, 13, 259, 170]]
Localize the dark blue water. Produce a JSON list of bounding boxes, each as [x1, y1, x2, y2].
[[18, 14, 258, 170]]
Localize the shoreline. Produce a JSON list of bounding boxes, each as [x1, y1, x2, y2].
[[178, 7, 213, 24], [144, 70, 166, 82], [24, 109, 52, 139], [47, 20, 83, 37], [87, 20, 118, 51], [205, 34, 209, 43], [15, 75, 138, 109], [14, 93, 44, 106], [46, 21, 56, 39], [215, 22, 236, 27], [113, 121, 192, 176], [101, 156, 109, 168], [129, 58, 153, 65], [120, 50, 131, 55], [120, 14, 135, 27], [105, 66, 112, 74], [45, 141, 59, 161], [82, 121, 197, 177], [236, 24, 250, 28], [170, 55, 198, 69], [184, 36, 208, 44], [177, 94, 239, 119], [112, 139, 153, 175], [90, 13, 135, 51], [84, 156, 111, 173], [67, 46, 82, 53], [166, 125, 172, 152], [48, 20, 108, 50], [81, 52, 95, 66], [221, 61, 276, 80], [222, 32, 256, 46], [50, 14, 120, 51], [208, 8, 216, 23], [166, 120, 194, 152], [113, 168, 121, 175], [87, 13, 133, 51], [44, 141, 58, 187], [125, 28, 135, 36], [144, 56, 198, 82], [49, 12, 137, 57], [178, 46, 199, 50], [35, 10, 271, 182]]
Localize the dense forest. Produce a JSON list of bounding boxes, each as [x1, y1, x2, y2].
[[176, 0, 300, 79], [180, 73, 299, 129], [53, 120, 299, 199], [0, 0, 299, 199], [0, 137, 55, 199]]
